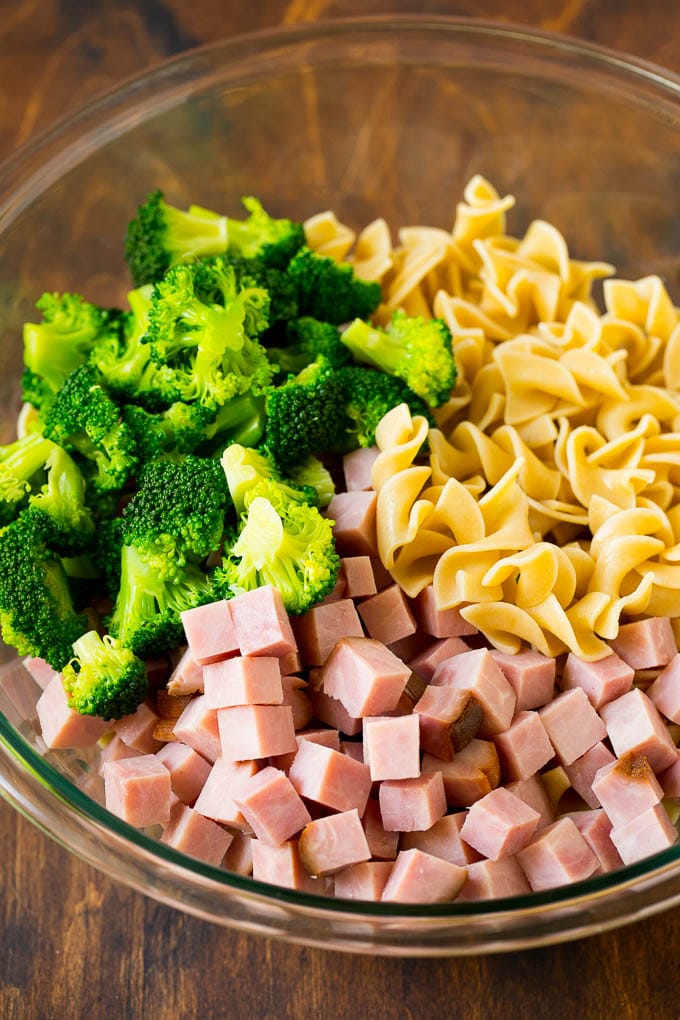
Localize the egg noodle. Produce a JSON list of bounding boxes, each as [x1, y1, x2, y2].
[[304, 177, 680, 661]]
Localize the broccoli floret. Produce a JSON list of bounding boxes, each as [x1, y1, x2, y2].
[[145, 258, 274, 408], [42, 365, 138, 494], [0, 432, 58, 526], [122, 401, 214, 464], [286, 247, 382, 325], [340, 309, 457, 407], [0, 512, 88, 669], [91, 517, 125, 601], [21, 292, 121, 411], [214, 494, 339, 614], [263, 367, 350, 468], [336, 365, 435, 448], [266, 317, 353, 377], [121, 455, 231, 576], [205, 254, 299, 332], [225, 196, 305, 269], [195, 393, 266, 456], [220, 443, 315, 516], [89, 285, 165, 407], [107, 543, 212, 658], [287, 455, 336, 508], [26, 443, 95, 556], [124, 189, 229, 287], [61, 629, 148, 720]]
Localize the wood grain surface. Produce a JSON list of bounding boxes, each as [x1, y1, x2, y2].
[[1, 3, 680, 1018]]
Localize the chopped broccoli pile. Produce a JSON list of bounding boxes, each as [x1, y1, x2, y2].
[[3, 189, 457, 720]]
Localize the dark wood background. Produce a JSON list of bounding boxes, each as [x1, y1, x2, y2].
[[1, 2, 680, 1018]]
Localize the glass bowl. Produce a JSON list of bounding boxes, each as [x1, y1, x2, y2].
[[1, 16, 680, 956]]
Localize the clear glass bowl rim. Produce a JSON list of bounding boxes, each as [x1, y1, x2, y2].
[[1, 14, 680, 948]]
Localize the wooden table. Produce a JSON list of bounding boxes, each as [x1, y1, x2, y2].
[[1, 3, 679, 1017]]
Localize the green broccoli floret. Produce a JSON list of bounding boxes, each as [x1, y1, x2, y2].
[[340, 309, 457, 407], [0, 512, 88, 669], [42, 365, 138, 494], [124, 189, 229, 287], [336, 365, 435, 448], [207, 254, 299, 332], [122, 400, 214, 464], [286, 247, 382, 325], [195, 393, 266, 456], [263, 366, 350, 468], [287, 455, 336, 508], [0, 432, 58, 526], [121, 455, 231, 576], [89, 285, 165, 407], [21, 292, 121, 411], [266, 317, 353, 377], [145, 258, 273, 408], [91, 517, 125, 601], [220, 443, 315, 516], [61, 629, 148, 720], [107, 543, 212, 659], [214, 494, 339, 614], [26, 443, 95, 556], [225, 196, 305, 269]]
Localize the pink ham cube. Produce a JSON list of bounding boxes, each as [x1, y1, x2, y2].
[[103, 754, 172, 828], [167, 648, 204, 696], [422, 739, 501, 808], [280, 675, 312, 731], [401, 812, 482, 867], [363, 714, 420, 781], [493, 710, 554, 782], [293, 598, 364, 667], [251, 839, 319, 892], [381, 849, 466, 903], [408, 636, 471, 682], [180, 599, 239, 665], [325, 490, 378, 556], [379, 771, 447, 832], [516, 817, 599, 890], [203, 655, 284, 709], [342, 446, 380, 492], [98, 734, 143, 775], [599, 688, 678, 772], [114, 700, 162, 754], [223, 832, 254, 876], [648, 654, 680, 723], [155, 741, 212, 805], [160, 804, 233, 865], [193, 757, 259, 830], [457, 857, 531, 901], [23, 656, 59, 690], [298, 809, 371, 876], [413, 686, 483, 761], [560, 651, 634, 709], [357, 584, 417, 646], [610, 616, 677, 670], [334, 861, 394, 901], [414, 586, 478, 639], [218, 704, 297, 760], [609, 803, 679, 865], [36, 674, 109, 749], [432, 648, 516, 737], [460, 787, 540, 860], [591, 753, 664, 827], [288, 739, 372, 815], [506, 776, 555, 830], [318, 636, 411, 718], [567, 810, 623, 872], [538, 687, 606, 765], [361, 798, 399, 860], [172, 694, 221, 763], [562, 741, 616, 810], [309, 688, 363, 736], [340, 556, 377, 599], [660, 757, 680, 800], [489, 649, 556, 710], [228, 585, 297, 658], [232, 766, 312, 846]]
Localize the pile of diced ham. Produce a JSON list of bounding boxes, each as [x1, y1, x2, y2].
[[28, 446, 680, 905]]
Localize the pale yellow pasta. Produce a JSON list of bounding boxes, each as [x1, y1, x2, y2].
[[303, 210, 355, 261]]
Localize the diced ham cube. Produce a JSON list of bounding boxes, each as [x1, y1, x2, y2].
[[408, 636, 471, 682], [414, 586, 478, 639], [166, 647, 204, 696], [228, 585, 297, 658], [270, 726, 340, 772], [660, 757, 680, 799], [381, 849, 466, 903], [560, 651, 634, 709], [363, 714, 420, 781], [317, 573, 346, 606], [203, 656, 284, 709], [357, 584, 417, 645], [567, 810, 623, 872], [379, 771, 447, 832], [155, 741, 212, 805], [172, 694, 221, 763], [193, 758, 259, 830], [370, 556, 394, 591], [591, 753, 664, 827], [563, 741, 616, 809], [457, 856, 531, 900], [538, 687, 606, 765], [342, 446, 380, 491], [232, 766, 312, 846], [318, 636, 411, 718], [23, 656, 58, 690], [516, 817, 599, 890], [599, 688, 678, 772], [277, 648, 302, 676], [460, 787, 540, 860], [180, 599, 239, 665], [36, 674, 109, 749], [288, 739, 372, 815], [293, 599, 364, 667], [114, 700, 163, 754], [218, 704, 297, 760], [280, 675, 312, 731], [103, 754, 172, 828], [251, 839, 319, 892], [493, 710, 554, 782], [340, 556, 377, 599], [309, 689, 363, 736], [610, 617, 677, 670], [361, 798, 400, 860], [401, 812, 482, 867], [490, 649, 556, 710], [506, 776, 555, 830], [413, 686, 482, 762], [422, 739, 501, 808], [298, 809, 371, 876], [325, 490, 378, 556], [609, 803, 678, 864], [432, 649, 516, 737], [222, 832, 254, 876], [160, 804, 233, 865], [334, 861, 394, 901], [98, 734, 144, 774], [648, 654, 680, 723]]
